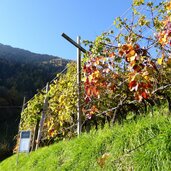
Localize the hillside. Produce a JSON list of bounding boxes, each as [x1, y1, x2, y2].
[[0, 43, 70, 160], [0, 43, 70, 98], [0, 111, 170, 171]]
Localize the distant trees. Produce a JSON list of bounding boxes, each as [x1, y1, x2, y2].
[[0, 44, 69, 160]]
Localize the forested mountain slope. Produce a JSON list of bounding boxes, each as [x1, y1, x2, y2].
[[0, 43, 70, 160]]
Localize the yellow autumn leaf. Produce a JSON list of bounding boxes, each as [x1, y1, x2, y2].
[[92, 70, 101, 78], [129, 50, 136, 56], [166, 1, 171, 10], [144, 75, 150, 81], [129, 55, 136, 62], [59, 120, 63, 126], [157, 58, 163, 65], [162, 34, 167, 43], [142, 71, 149, 81], [88, 75, 93, 82], [157, 54, 165, 65]]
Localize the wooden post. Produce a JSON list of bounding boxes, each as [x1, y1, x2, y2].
[[77, 36, 82, 135], [16, 96, 26, 165], [61, 33, 85, 135], [35, 83, 49, 150], [31, 119, 39, 151], [21, 97, 26, 114]]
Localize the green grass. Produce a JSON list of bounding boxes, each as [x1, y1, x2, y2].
[[0, 111, 171, 171]]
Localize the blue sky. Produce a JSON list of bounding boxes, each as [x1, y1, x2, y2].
[[0, 0, 132, 60]]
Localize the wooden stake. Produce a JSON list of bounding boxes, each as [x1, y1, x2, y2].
[[77, 36, 82, 135], [35, 83, 49, 150], [31, 119, 39, 151], [16, 96, 26, 165]]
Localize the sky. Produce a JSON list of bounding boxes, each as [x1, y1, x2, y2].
[[0, 0, 132, 60]]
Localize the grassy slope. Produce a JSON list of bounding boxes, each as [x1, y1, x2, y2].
[[0, 110, 171, 171]]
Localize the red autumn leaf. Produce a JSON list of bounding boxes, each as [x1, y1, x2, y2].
[[147, 83, 152, 88], [129, 80, 137, 89], [142, 92, 148, 99], [140, 82, 152, 89], [85, 77, 90, 84], [140, 82, 146, 88], [133, 44, 140, 50], [86, 67, 92, 74], [83, 65, 87, 72], [85, 96, 91, 103]]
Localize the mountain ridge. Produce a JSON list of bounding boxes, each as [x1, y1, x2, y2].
[[0, 43, 68, 64]]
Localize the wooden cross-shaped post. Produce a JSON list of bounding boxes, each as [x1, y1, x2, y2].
[[62, 33, 86, 135]]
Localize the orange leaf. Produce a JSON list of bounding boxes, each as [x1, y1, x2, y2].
[[134, 93, 143, 102], [86, 86, 91, 96], [122, 44, 132, 51], [119, 50, 124, 56], [91, 105, 98, 112], [128, 50, 136, 56], [109, 52, 115, 57]]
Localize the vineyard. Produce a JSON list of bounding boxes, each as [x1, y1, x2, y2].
[[19, 0, 171, 149]]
